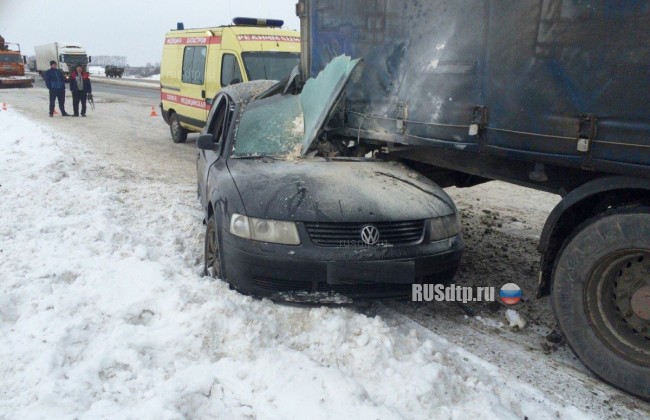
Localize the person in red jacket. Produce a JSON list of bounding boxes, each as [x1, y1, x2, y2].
[[69, 64, 92, 117]]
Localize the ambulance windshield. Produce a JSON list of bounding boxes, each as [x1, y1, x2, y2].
[[242, 52, 300, 82]]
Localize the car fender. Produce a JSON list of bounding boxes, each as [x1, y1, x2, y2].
[[206, 162, 247, 231]]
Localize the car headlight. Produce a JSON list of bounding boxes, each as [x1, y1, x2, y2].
[[229, 213, 300, 245], [429, 214, 459, 242]]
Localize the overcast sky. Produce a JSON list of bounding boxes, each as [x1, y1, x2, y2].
[[0, 0, 300, 66]]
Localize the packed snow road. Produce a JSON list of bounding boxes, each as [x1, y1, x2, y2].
[[30, 73, 160, 102], [1, 86, 648, 419]]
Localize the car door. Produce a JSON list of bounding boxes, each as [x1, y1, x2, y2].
[[197, 94, 229, 209]]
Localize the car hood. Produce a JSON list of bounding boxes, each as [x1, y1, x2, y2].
[[299, 55, 361, 155], [227, 159, 455, 222]]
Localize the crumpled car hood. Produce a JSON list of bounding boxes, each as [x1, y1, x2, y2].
[[299, 55, 361, 155], [227, 159, 455, 222]]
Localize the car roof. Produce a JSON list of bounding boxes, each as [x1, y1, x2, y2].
[[221, 80, 277, 104]]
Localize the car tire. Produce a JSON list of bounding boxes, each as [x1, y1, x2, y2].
[[204, 213, 226, 281], [551, 206, 650, 401], [169, 112, 188, 144]]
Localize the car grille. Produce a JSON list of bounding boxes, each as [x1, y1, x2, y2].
[[303, 220, 426, 247]]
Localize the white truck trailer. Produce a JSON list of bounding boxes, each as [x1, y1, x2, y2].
[[34, 42, 90, 80]]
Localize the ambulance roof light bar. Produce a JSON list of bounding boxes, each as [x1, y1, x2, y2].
[[233, 17, 284, 27]]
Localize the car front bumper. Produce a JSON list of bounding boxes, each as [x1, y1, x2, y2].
[[220, 227, 464, 300]]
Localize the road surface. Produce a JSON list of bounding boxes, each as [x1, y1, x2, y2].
[[31, 74, 160, 101]]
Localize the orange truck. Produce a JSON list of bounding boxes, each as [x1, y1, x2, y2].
[[0, 35, 34, 87]]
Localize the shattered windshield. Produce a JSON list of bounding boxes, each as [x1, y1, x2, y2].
[[242, 52, 300, 81], [232, 93, 303, 157], [232, 55, 360, 158]]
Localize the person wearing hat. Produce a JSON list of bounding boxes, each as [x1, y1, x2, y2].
[[69, 64, 92, 117], [43, 60, 69, 117]]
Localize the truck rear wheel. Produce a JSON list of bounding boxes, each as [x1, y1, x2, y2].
[[552, 207, 650, 401], [169, 112, 188, 144]]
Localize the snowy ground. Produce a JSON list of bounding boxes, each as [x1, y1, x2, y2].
[[88, 66, 106, 76], [88, 65, 160, 80], [0, 85, 648, 419]]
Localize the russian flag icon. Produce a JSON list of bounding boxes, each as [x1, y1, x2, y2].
[[500, 283, 522, 305]]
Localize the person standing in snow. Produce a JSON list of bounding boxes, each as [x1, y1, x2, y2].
[[43, 60, 69, 117], [69, 64, 92, 117]]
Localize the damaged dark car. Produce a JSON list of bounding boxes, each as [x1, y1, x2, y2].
[[196, 56, 463, 300]]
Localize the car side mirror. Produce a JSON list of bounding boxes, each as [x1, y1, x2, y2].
[[197, 134, 219, 151], [229, 78, 241, 85]]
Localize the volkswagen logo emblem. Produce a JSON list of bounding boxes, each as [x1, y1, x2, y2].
[[360, 225, 381, 246]]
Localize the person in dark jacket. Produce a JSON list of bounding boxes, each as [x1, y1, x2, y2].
[[69, 64, 92, 117], [43, 60, 69, 117]]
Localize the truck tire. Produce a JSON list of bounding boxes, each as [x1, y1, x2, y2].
[[552, 207, 650, 401], [169, 112, 188, 143]]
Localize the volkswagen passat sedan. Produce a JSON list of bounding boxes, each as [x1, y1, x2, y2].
[[196, 56, 463, 300]]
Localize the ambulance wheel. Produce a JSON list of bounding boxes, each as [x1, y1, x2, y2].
[[551, 207, 650, 401], [169, 112, 188, 143]]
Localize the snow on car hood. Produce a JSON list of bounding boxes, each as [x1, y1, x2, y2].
[[227, 158, 455, 222]]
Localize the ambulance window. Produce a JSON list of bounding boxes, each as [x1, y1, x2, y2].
[[182, 48, 194, 83], [182, 46, 206, 85], [221, 54, 243, 87], [192, 47, 206, 84]]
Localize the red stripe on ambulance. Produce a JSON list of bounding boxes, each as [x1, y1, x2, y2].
[[162, 92, 210, 110], [164, 36, 222, 45], [236, 34, 300, 43]]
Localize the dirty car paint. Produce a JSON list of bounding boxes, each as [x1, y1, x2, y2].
[[227, 159, 456, 222]]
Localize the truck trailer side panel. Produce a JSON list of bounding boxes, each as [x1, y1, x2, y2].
[[34, 43, 59, 72], [299, 0, 650, 191]]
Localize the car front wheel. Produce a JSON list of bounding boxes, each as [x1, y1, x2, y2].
[[204, 214, 224, 280]]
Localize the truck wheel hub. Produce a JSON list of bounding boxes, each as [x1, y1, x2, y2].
[[613, 253, 650, 340], [631, 285, 650, 322]]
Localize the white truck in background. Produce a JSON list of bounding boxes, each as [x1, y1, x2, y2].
[[34, 42, 91, 80]]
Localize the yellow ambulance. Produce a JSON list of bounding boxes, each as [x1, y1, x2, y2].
[[160, 18, 300, 143]]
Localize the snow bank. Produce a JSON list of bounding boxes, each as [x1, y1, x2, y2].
[[88, 65, 105, 76], [0, 109, 585, 419], [123, 74, 160, 81]]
